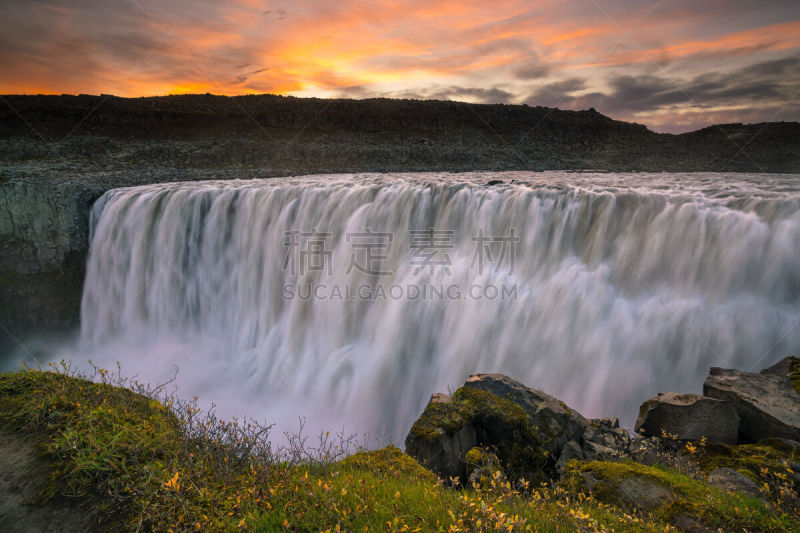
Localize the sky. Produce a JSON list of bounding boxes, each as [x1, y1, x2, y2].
[[1, 0, 799, 133]]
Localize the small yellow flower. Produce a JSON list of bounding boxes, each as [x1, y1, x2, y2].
[[163, 472, 181, 492]]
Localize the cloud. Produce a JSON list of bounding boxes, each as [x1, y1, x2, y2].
[[521, 54, 800, 131], [524, 78, 588, 107], [425, 86, 514, 104], [513, 62, 550, 80], [0, 0, 798, 132], [232, 67, 270, 85]]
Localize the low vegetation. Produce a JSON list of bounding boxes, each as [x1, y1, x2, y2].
[[1, 364, 798, 532], [563, 460, 793, 531]]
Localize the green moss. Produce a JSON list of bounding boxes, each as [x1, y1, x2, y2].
[[407, 399, 470, 443], [338, 445, 437, 482], [563, 460, 796, 532], [408, 387, 531, 446], [465, 446, 484, 465], [699, 439, 799, 485], [452, 387, 548, 482], [452, 386, 529, 427]]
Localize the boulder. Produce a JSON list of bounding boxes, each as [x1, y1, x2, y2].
[[429, 392, 452, 404], [463, 373, 589, 457], [703, 356, 800, 442], [572, 465, 675, 512], [634, 392, 739, 444], [582, 440, 615, 461], [405, 383, 548, 483], [590, 417, 620, 429], [404, 395, 476, 481], [407, 373, 632, 482], [707, 467, 761, 499], [555, 440, 585, 474]]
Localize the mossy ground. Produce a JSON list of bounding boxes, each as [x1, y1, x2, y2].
[[1, 368, 797, 532], [563, 460, 797, 532], [699, 439, 798, 478]]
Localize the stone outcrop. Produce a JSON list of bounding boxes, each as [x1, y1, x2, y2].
[[405, 374, 630, 482], [703, 356, 800, 442], [706, 467, 761, 499], [0, 178, 101, 356], [463, 374, 631, 466], [404, 384, 548, 482], [635, 392, 739, 444], [463, 373, 589, 457], [0, 167, 289, 359]]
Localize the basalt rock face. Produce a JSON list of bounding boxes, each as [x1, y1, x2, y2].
[[703, 356, 800, 442], [0, 167, 290, 360], [0, 178, 100, 357], [635, 392, 740, 444]]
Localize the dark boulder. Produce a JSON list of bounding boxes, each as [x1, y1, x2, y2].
[[404, 384, 548, 483], [703, 356, 800, 442], [463, 373, 589, 457], [406, 373, 630, 481], [403, 393, 475, 481], [635, 392, 739, 444]]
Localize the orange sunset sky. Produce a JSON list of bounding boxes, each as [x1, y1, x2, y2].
[[1, 0, 799, 132]]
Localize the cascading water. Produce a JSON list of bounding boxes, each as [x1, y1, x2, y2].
[[76, 172, 800, 439]]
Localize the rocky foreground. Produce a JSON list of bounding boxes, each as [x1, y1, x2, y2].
[[404, 356, 800, 531], [1, 357, 798, 532]]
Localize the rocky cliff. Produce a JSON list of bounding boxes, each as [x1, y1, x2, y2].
[[2, 94, 799, 172]]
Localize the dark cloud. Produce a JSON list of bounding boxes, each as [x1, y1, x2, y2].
[[511, 50, 551, 80], [263, 9, 289, 21], [426, 86, 514, 103], [232, 67, 270, 85], [600, 54, 800, 115], [335, 85, 374, 99], [522, 54, 800, 130], [524, 78, 587, 108]]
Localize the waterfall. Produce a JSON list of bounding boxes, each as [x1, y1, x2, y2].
[[77, 172, 800, 438]]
